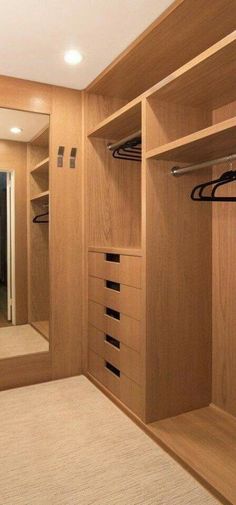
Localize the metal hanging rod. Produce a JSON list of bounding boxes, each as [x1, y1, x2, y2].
[[171, 153, 236, 177], [108, 130, 142, 152]]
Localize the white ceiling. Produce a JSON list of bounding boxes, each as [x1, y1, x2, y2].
[[0, 109, 49, 142], [0, 0, 173, 90]]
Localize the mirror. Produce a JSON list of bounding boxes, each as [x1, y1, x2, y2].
[[0, 108, 50, 359]]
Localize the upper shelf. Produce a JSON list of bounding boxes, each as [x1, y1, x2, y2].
[[146, 31, 236, 109], [146, 117, 236, 164], [86, 0, 236, 100], [30, 190, 49, 203], [31, 157, 49, 175], [88, 99, 141, 140], [30, 126, 49, 147]]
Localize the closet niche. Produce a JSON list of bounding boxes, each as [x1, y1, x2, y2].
[[0, 107, 50, 359]]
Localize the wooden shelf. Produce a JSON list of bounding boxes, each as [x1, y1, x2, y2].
[[149, 405, 236, 505], [87, 1, 236, 100], [30, 190, 49, 203], [146, 117, 236, 163], [30, 157, 49, 175], [146, 31, 236, 109], [31, 321, 49, 341], [88, 246, 142, 257], [88, 99, 141, 140], [30, 126, 49, 147]]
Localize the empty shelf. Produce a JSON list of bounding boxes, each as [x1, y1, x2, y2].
[[31, 157, 49, 175], [88, 99, 141, 140], [30, 190, 49, 203], [146, 117, 236, 164]]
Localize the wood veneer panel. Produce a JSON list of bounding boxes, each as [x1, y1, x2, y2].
[[147, 31, 236, 109], [145, 159, 212, 422], [0, 352, 51, 390], [146, 117, 236, 163], [149, 406, 236, 505], [0, 76, 52, 113], [88, 99, 141, 140], [212, 101, 236, 417], [50, 86, 83, 378], [88, 252, 142, 288], [87, 0, 236, 100]]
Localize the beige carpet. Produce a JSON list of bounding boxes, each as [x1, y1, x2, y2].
[[0, 324, 49, 359], [0, 376, 220, 505]]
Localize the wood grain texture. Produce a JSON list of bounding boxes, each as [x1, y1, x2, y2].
[[87, 0, 236, 100], [50, 86, 83, 378], [88, 301, 141, 352], [146, 117, 236, 163], [0, 76, 52, 114], [146, 98, 210, 152], [0, 352, 51, 391], [88, 252, 142, 288], [146, 31, 236, 109], [212, 101, 236, 416], [145, 159, 212, 422], [149, 405, 236, 505], [88, 324, 141, 384], [31, 320, 49, 341], [0, 140, 28, 324], [88, 276, 141, 320], [88, 99, 141, 140]]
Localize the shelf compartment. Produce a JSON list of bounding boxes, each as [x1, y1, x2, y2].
[[146, 117, 236, 164], [88, 99, 141, 140], [146, 31, 236, 109], [31, 320, 49, 341], [149, 405, 236, 505], [30, 190, 49, 203], [30, 126, 49, 147], [31, 157, 49, 175]]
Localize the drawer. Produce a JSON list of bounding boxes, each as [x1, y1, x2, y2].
[[88, 324, 142, 385], [88, 252, 141, 288], [88, 350, 142, 417], [88, 301, 141, 351], [88, 276, 141, 320]]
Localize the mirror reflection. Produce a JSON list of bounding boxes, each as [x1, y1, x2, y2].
[[0, 108, 50, 359]]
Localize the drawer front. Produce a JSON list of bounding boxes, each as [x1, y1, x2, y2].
[[88, 301, 141, 352], [88, 350, 142, 417], [88, 324, 142, 385], [88, 276, 141, 320], [88, 252, 141, 288]]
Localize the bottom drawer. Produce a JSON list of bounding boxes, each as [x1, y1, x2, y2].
[[88, 350, 142, 417]]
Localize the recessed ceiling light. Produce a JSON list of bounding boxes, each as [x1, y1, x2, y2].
[[64, 49, 83, 65], [10, 127, 23, 134]]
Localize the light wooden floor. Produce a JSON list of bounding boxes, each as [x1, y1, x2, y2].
[[0, 324, 49, 359], [0, 376, 221, 505]]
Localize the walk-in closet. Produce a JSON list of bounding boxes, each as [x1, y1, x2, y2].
[[0, 1, 236, 504]]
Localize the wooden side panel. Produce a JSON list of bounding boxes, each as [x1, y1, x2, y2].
[[0, 352, 51, 390], [212, 101, 236, 416], [0, 140, 28, 324], [145, 158, 212, 422], [50, 87, 83, 378]]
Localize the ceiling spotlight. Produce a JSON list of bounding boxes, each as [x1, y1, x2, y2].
[[64, 49, 83, 65], [10, 127, 23, 134]]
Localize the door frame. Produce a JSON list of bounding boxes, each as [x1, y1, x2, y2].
[[0, 168, 16, 325]]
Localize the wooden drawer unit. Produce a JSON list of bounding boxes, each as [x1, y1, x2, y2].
[[88, 350, 142, 417], [88, 324, 142, 385], [88, 301, 141, 352], [88, 252, 142, 288], [88, 276, 141, 320]]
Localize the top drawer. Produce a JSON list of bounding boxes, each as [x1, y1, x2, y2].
[[88, 252, 141, 288]]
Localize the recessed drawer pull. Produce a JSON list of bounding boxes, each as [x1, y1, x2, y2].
[[106, 280, 120, 292], [106, 307, 120, 320], [105, 334, 120, 349], [105, 253, 120, 263], [105, 361, 120, 377]]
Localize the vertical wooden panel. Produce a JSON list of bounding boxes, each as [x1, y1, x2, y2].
[[212, 101, 236, 416], [0, 140, 28, 324], [50, 87, 83, 378]]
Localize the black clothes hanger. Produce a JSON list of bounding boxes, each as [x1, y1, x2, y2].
[[191, 170, 236, 202], [112, 137, 141, 162], [33, 211, 49, 223]]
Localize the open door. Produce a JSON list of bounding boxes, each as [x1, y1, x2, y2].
[[6, 171, 15, 324]]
